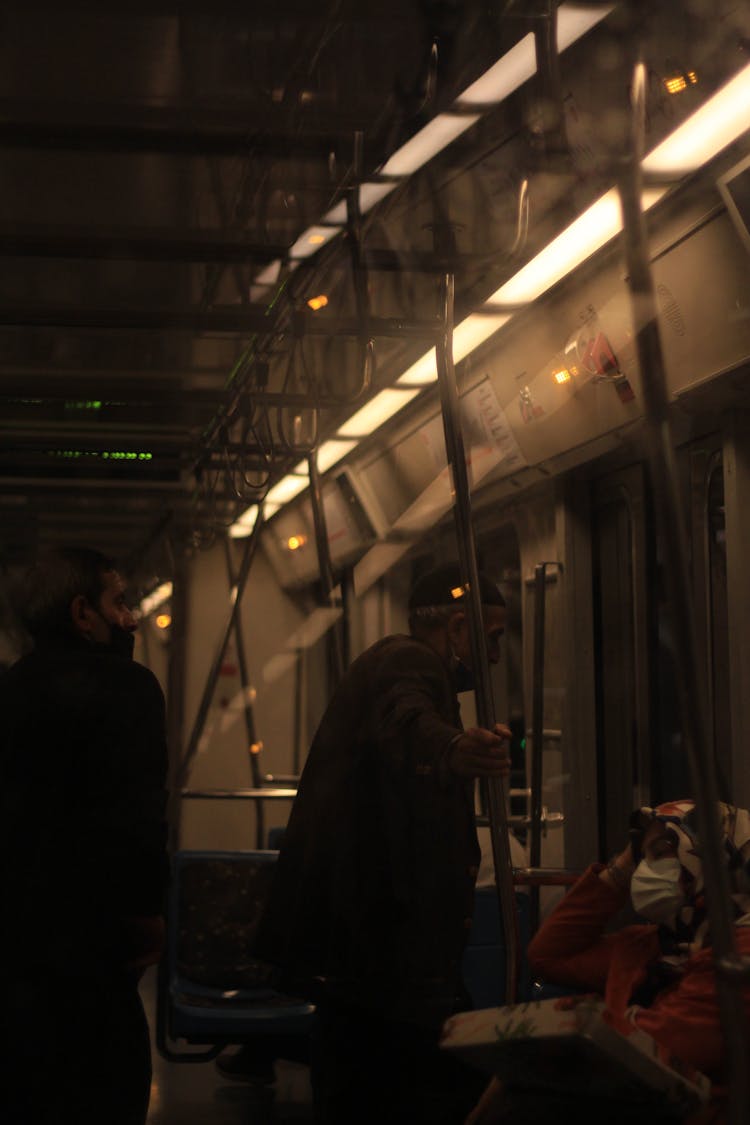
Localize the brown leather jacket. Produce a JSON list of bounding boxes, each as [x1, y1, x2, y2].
[[254, 633, 480, 1028]]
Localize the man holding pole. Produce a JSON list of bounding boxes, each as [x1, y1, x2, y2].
[[254, 563, 511, 1124]]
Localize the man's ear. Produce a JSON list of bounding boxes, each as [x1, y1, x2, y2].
[[446, 609, 466, 647], [70, 594, 95, 640]]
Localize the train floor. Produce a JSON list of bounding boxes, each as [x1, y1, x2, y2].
[[142, 970, 314, 1124]]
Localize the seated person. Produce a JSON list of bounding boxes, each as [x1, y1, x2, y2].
[[466, 799, 750, 1124]]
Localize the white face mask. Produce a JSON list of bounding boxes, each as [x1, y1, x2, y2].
[[630, 856, 685, 926]]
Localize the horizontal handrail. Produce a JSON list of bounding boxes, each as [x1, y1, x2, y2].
[[181, 787, 297, 800], [512, 867, 581, 887], [476, 811, 564, 830]]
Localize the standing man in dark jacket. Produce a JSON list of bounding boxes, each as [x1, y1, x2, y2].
[[254, 564, 510, 1124], [0, 547, 169, 1125]]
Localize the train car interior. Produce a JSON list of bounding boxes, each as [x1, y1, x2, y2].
[[1, 1, 749, 1122]]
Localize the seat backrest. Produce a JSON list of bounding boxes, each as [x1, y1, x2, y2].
[[170, 850, 280, 991], [462, 888, 531, 1007]]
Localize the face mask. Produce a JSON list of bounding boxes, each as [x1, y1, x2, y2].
[[91, 612, 135, 660], [631, 856, 685, 926], [107, 624, 136, 659]]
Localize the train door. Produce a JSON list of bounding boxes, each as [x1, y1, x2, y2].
[[591, 463, 656, 861]]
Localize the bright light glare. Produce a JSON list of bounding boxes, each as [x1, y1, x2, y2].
[[381, 113, 480, 178], [325, 182, 398, 225], [486, 187, 665, 308], [288, 225, 341, 259], [454, 313, 512, 363], [320, 42, 748, 521], [156, 613, 172, 629], [324, 4, 611, 226], [337, 388, 421, 438], [307, 294, 329, 311], [316, 439, 357, 473], [644, 60, 750, 176], [266, 474, 309, 505], [553, 369, 572, 385], [395, 313, 510, 389], [228, 504, 259, 539], [397, 349, 439, 387], [139, 581, 173, 617], [457, 34, 535, 107], [491, 189, 623, 305]]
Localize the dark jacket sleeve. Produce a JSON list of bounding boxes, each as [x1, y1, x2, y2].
[[369, 639, 461, 774], [527, 865, 631, 992]]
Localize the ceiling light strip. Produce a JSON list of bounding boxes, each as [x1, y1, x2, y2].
[[236, 6, 616, 534]]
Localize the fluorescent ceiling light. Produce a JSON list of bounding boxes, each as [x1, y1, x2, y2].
[[643, 60, 750, 176], [486, 186, 666, 308], [228, 504, 259, 539], [266, 474, 309, 505], [288, 225, 342, 260], [319, 5, 612, 229], [337, 387, 421, 438], [381, 113, 481, 178], [252, 4, 619, 524], [458, 34, 535, 108], [316, 439, 358, 473], [325, 183, 398, 225], [454, 312, 512, 361], [396, 312, 511, 389], [397, 348, 439, 387], [139, 581, 173, 617]]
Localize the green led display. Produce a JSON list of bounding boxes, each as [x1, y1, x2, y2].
[[64, 400, 102, 411], [102, 451, 153, 460], [47, 449, 154, 461]]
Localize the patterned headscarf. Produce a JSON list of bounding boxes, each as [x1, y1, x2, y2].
[[630, 799, 750, 954]]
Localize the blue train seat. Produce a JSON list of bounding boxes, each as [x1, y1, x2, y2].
[[157, 850, 315, 1062], [461, 887, 532, 1008]]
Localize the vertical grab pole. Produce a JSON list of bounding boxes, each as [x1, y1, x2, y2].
[[435, 259, 520, 1004], [529, 563, 548, 936], [175, 507, 264, 794], [618, 58, 749, 1125], [307, 451, 346, 686], [223, 536, 264, 850]]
